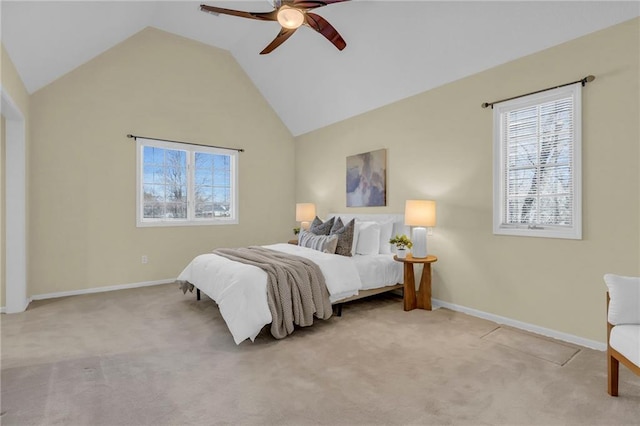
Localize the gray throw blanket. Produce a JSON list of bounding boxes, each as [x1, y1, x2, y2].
[[211, 246, 332, 339]]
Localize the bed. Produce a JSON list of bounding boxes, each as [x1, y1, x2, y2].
[[176, 213, 408, 344]]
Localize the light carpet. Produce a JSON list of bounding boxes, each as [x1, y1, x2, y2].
[[1, 283, 639, 425], [481, 327, 581, 366]]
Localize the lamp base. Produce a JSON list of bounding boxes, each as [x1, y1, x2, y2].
[[411, 227, 427, 258]]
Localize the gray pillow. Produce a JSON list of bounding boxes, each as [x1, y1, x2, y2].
[[309, 216, 334, 235], [298, 230, 339, 254], [330, 218, 355, 257]]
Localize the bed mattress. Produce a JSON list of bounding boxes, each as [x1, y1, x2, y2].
[[177, 243, 402, 344]]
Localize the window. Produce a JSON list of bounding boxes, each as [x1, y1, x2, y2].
[[493, 83, 582, 239], [136, 138, 238, 227]]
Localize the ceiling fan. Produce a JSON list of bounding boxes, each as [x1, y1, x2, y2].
[[200, 0, 349, 54]]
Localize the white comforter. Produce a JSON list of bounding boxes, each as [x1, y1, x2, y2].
[[176, 243, 363, 344]]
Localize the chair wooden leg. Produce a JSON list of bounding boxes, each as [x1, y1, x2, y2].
[[608, 352, 619, 396]]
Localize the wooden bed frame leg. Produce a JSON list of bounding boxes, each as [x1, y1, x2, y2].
[[196, 288, 201, 301], [335, 304, 342, 317]]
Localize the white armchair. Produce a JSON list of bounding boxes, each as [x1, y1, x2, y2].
[[604, 274, 640, 396]]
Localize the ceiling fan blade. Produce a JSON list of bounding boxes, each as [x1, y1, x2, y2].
[[200, 4, 277, 21], [304, 12, 346, 51], [260, 28, 297, 54], [292, 0, 349, 9]]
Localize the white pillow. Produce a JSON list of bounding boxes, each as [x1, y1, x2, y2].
[[378, 220, 394, 254], [604, 274, 640, 325], [355, 222, 381, 255], [298, 230, 339, 254], [351, 221, 373, 256]]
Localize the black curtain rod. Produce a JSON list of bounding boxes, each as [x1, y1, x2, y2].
[[126, 134, 244, 152], [481, 75, 595, 109]]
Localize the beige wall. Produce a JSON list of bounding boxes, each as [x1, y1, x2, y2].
[[295, 18, 640, 343], [29, 28, 295, 296], [1, 115, 4, 308], [1, 43, 31, 309]]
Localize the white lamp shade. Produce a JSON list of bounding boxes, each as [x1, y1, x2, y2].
[[405, 200, 436, 258], [405, 200, 436, 227], [296, 203, 316, 222]]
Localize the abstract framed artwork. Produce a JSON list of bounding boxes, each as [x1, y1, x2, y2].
[[346, 148, 387, 207]]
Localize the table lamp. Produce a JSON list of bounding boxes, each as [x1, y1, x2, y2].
[[405, 200, 436, 258], [296, 203, 316, 231]]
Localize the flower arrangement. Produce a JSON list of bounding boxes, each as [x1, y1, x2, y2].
[[293, 227, 301, 236], [389, 234, 413, 249]]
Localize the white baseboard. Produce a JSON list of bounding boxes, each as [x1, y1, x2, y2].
[[432, 298, 606, 351], [1, 297, 30, 314], [31, 279, 175, 301]]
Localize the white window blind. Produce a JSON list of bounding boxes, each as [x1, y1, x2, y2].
[[493, 83, 582, 239]]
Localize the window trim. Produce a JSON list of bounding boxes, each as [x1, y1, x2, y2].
[[136, 138, 239, 227], [492, 83, 582, 240]]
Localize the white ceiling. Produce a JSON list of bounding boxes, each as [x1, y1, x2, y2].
[[2, 1, 639, 135]]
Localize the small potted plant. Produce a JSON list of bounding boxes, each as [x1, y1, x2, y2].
[[389, 234, 412, 259]]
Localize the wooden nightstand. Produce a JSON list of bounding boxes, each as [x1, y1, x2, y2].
[[393, 254, 438, 311], [288, 239, 298, 245]]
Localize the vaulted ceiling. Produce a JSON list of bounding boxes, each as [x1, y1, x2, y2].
[[2, 1, 639, 135]]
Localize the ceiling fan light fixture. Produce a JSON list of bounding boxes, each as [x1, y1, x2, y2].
[[277, 6, 304, 29]]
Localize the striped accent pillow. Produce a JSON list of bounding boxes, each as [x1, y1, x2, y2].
[[298, 230, 339, 254]]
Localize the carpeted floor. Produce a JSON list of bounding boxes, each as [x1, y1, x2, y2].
[[1, 283, 639, 425]]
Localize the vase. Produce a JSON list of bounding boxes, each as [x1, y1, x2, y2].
[[396, 248, 407, 259]]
